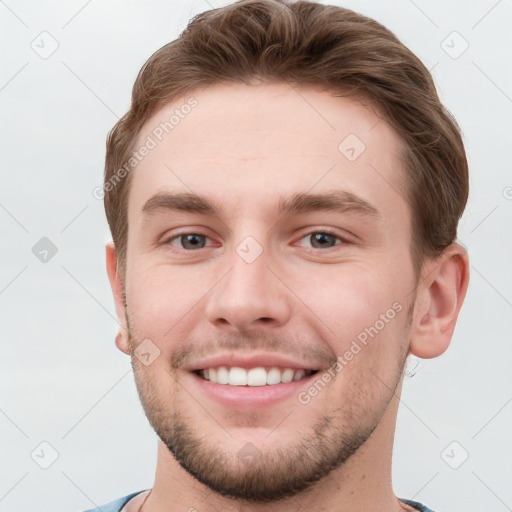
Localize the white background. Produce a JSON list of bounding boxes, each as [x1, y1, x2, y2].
[[1, 1, 511, 511]]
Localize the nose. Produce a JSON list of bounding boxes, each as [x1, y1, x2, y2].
[[205, 243, 293, 332]]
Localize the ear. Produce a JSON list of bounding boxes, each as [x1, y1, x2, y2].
[[106, 241, 130, 355], [409, 243, 469, 359]]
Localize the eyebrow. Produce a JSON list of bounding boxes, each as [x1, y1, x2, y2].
[[141, 191, 381, 221], [277, 191, 380, 219]]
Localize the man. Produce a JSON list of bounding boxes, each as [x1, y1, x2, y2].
[[87, 1, 470, 510]]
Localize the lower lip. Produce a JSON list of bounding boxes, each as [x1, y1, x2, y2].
[[187, 371, 318, 409]]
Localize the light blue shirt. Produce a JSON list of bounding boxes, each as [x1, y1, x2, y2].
[[80, 491, 438, 512]]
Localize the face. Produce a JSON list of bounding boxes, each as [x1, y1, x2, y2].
[[119, 83, 417, 501]]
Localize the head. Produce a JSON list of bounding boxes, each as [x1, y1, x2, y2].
[[105, 0, 469, 503]]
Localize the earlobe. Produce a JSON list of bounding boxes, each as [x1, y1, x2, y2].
[[106, 242, 131, 355], [115, 331, 130, 355], [409, 243, 470, 359]]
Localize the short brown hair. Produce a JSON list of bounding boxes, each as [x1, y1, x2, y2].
[[104, 0, 468, 278]]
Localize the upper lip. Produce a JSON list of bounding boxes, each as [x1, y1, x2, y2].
[[183, 352, 322, 372]]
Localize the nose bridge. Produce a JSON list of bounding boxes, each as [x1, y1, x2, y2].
[[206, 234, 292, 330]]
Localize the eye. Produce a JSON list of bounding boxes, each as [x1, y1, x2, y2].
[[297, 230, 346, 249], [168, 233, 210, 250]]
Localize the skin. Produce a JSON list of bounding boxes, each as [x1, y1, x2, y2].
[[106, 83, 469, 512]]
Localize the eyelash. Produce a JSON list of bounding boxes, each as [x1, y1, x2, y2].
[[164, 228, 349, 251]]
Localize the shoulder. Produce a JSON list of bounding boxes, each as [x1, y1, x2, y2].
[[400, 498, 439, 512], [79, 491, 146, 512]]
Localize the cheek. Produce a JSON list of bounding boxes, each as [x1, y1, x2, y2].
[[293, 264, 399, 345], [126, 264, 208, 341], [295, 263, 410, 386]]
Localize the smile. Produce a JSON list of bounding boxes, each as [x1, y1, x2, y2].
[[196, 366, 318, 386]]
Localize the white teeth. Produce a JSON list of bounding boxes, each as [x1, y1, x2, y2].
[[199, 366, 312, 386], [266, 367, 281, 385], [293, 369, 306, 381], [281, 368, 294, 383], [247, 368, 267, 386], [217, 366, 229, 385], [229, 367, 247, 386]]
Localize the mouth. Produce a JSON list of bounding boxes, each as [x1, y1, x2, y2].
[[194, 366, 319, 386]]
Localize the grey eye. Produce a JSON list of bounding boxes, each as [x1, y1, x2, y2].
[[176, 234, 207, 250], [308, 232, 338, 249]]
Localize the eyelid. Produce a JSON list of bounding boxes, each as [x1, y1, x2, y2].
[[296, 225, 353, 241]]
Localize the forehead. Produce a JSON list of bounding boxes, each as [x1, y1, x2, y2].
[[128, 82, 408, 222]]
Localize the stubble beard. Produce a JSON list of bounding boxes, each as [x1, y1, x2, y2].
[[126, 305, 412, 503]]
